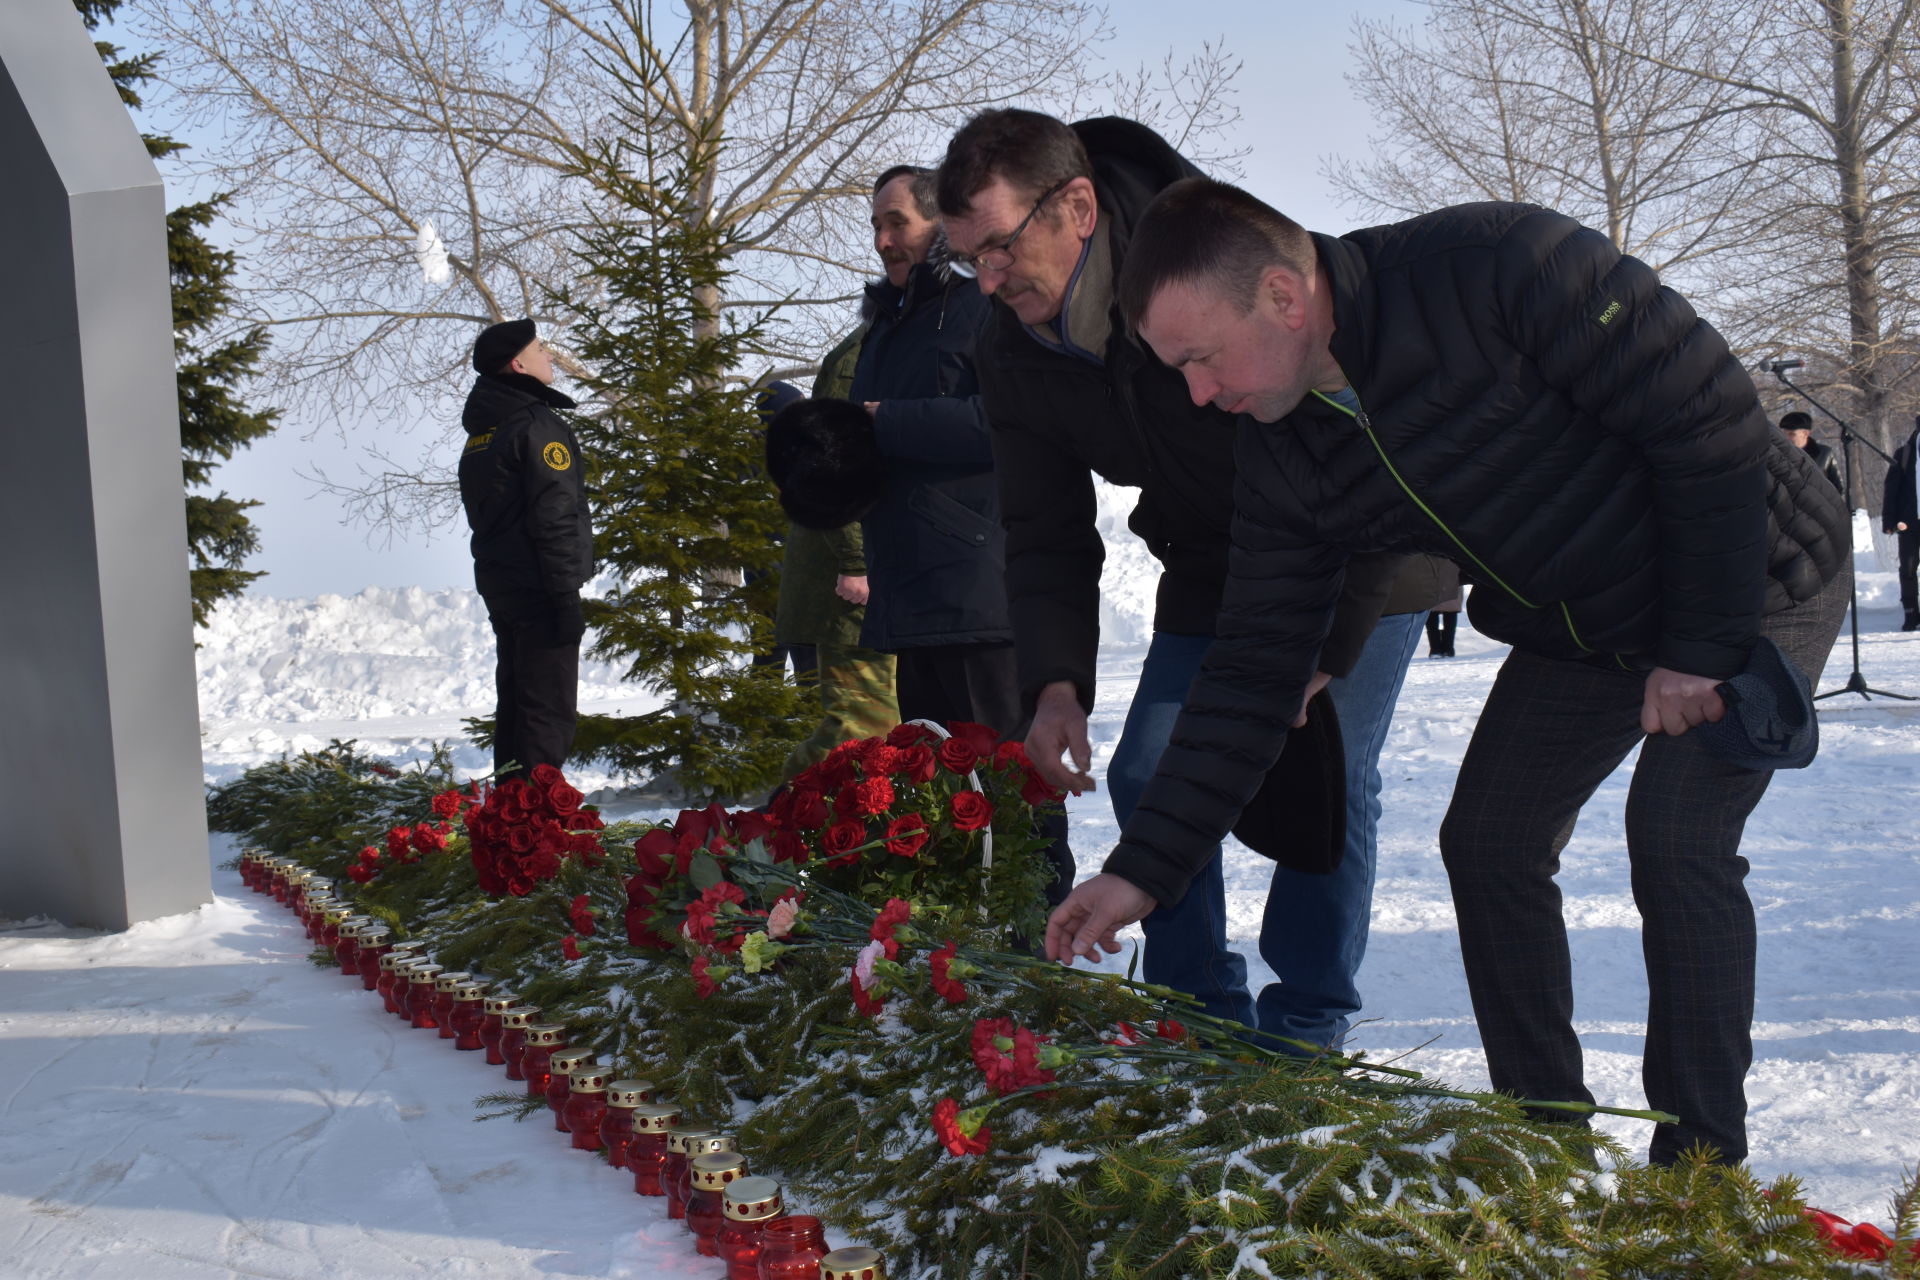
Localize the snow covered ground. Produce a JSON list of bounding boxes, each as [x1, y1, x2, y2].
[[2, 514, 1916, 1276]]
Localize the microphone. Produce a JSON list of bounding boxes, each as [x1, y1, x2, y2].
[[1769, 359, 1804, 373]]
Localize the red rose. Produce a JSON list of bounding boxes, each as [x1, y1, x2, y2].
[[887, 722, 939, 748], [728, 810, 777, 845], [1020, 767, 1064, 807], [506, 824, 535, 854], [897, 745, 936, 784], [884, 814, 929, 857], [528, 763, 563, 790], [634, 828, 676, 880], [786, 789, 829, 831], [936, 737, 979, 775], [949, 790, 992, 832], [570, 808, 606, 831], [561, 934, 581, 961], [506, 874, 533, 897], [545, 781, 583, 816], [851, 776, 895, 816], [569, 893, 596, 936], [769, 830, 808, 864], [346, 863, 376, 884], [823, 820, 868, 863], [945, 721, 999, 757]]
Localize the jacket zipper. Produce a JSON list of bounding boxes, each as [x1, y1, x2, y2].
[[1310, 388, 1604, 659]]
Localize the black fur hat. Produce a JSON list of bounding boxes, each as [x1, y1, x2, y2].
[[766, 397, 886, 529]]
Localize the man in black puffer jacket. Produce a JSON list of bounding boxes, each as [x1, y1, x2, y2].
[[1047, 178, 1851, 1168], [939, 111, 1453, 1050], [457, 318, 593, 780]]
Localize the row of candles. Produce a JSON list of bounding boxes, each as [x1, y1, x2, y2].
[[241, 850, 887, 1280]]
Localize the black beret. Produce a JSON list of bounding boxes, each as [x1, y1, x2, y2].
[[766, 397, 885, 528], [473, 317, 537, 374], [1230, 690, 1346, 875]]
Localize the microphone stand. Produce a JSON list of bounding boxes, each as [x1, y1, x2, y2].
[[1771, 366, 1912, 702]]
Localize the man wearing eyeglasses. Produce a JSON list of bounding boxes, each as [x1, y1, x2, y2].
[[936, 110, 1452, 1049]]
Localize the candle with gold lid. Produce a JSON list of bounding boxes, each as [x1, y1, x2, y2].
[[628, 1102, 684, 1197], [355, 929, 392, 989], [407, 963, 445, 1029], [685, 1151, 746, 1254], [754, 1215, 829, 1279], [332, 920, 363, 975], [599, 1080, 653, 1169], [432, 971, 473, 1039], [388, 956, 424, 1019], [666, 1128, 725, 1219], [321, 904, 352, 951], [448, 981, 488, 1050], [478, 993, 517, 1064], [544, 1049, 596, 1128], [500, 1006, 541, 1079], [519, 1024, 568, 1096], [818, 1246, 886, 1280], [377, 948, 421, 1015], [563, 1064, 610, 1151], [716, 1176, 782, 1279]]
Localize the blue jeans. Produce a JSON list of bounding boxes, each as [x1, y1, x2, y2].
[[1109, 612, 1424, 1046]]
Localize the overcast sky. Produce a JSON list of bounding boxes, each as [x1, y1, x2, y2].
[[195, 0, 1420, 601]]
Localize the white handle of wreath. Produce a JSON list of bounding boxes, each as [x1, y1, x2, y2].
[[905, 719, 993, 870]]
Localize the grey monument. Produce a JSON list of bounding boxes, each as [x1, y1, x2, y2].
[[0, 0, 212, 928]]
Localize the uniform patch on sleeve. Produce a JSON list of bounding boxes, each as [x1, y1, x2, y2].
[[1592, 299, 1624, 327], [463, 431, 493, 454], [542, 441, 572, 471]]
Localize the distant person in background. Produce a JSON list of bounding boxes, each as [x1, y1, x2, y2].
[[1426, 581, 1463, 658], [1883, 417, 1920, 632], [764, 366, 900, 781], [457, 318, 593, 780], [1781, 410, 1843, 495]]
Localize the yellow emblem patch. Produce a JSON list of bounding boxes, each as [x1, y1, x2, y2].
[[542, 441, 572, 471], [463, 431, 493, 454]]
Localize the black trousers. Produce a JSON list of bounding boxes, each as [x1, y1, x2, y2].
[[489, 614, 580, 780], [1426, 610, 1458, 656], [1899, 526, 1919, 619], [1437, 567, 1848, 1165], [894, 641, 1076, 906]]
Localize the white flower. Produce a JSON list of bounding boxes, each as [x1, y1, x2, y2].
[[854, 939, 885, 987]]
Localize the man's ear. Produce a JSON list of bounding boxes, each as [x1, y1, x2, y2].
[[1263, 265, 1307, 328], [1062, 176, 1099, 238]]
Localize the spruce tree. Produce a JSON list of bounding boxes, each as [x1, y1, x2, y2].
[[552, 83, 810, 803], [77, 0, 279, 627]]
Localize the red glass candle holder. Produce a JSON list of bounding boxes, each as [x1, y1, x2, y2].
[[333, 922, 362, 974], [564, 1066, 610, 1151], [500, 1007, 541, 1080], [666, 1128, 726, 1220], [239, 851, 258, 890], [479, 994, 518, 1065], [629, 1103, 684, 1196], [600, 1081, 652, 1169], [755, 1214, 828, 1280], [519, 1025, 567, 1096], [717, 1177, 782, 1280], [432, 971, 472, 1040], [545, 1050, 596, 1129], [270, 864, 291, 903], [319, 906, 350, 950], [407, 964, 444, 1029], [378, 951, 420, 1016], [356, 933, 390, 990], [819, 1247, 887, 1280], [686, 1151, 747, 1252], [448, 983, 488, 1050]]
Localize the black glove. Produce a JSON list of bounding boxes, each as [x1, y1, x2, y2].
[[542, 592, 587, 646]]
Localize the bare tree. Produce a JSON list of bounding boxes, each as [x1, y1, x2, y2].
[[1329, 0, 1772, 294], [134, 0, 1240, 530]]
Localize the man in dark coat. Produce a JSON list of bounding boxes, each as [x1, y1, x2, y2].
[[457, 318, 593, 780], [842, 166, 1019, 731], [1780, 411, 1844, 495], [937, 110, 1454, 1049], [1883, 418, 1920, 630], [1050, 177, 1851, 1167]]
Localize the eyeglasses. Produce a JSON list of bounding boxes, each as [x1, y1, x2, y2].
[[948, 178, 1074, 279]]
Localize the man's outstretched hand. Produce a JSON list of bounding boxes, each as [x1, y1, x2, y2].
[[1026, 680, 1095, 794], [1044, 873, 1157, 964]]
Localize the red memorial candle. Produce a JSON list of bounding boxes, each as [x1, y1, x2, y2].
[[599, 1080, 654, 1170], [479, 993, 518, 1064], [544, 1050, 596, 1130], [519, 1025, 568, 1097], [686, 1151, 746, 1254], [627, 1103, 683, 1196], [754, 1214, 829, 1280], [448, 982, 488, 1050], [716, 1177, 783, 1280], [500, 1007, 541, 1080], [563, 1065, 610, 1151]]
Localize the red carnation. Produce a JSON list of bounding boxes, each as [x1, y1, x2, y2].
[[857, 742, 902, 776], [561, 934, 581, 962], [692, 955, 718, 999], [937, 737, 979, 775], [431, 789, 466, 819], [971, 1017, 1055, 1095], [884, 814, 929, 857], [386, 826, 412, 860], [569, 893, 596, 937], [929, 941, 968, 1004], [410, 822, 449, 855], [870, 897, 912, 958], [346, 862, 376, 884], [357, 846, 380, 866], [930, 1097, 992, 1157], [850, 776, 895, 816], [1156, 1018, 1186, 1042], [849, 967, 885, 1017], [949, 790, 992, 832]]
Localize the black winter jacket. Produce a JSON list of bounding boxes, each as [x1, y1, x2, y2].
[[458, 373, 593, 616], [1883, 426, 1919, 531], [975, 118, 1449, 712], [850, 258, 1011, 650], [1108, 202, 1851, 907], [1802, 439, 1844, 495]]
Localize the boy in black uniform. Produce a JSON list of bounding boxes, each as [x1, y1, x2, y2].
[[458, 319, 593, 779]]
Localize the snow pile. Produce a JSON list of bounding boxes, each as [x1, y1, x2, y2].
[[1094, 481, 1160, 647]]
